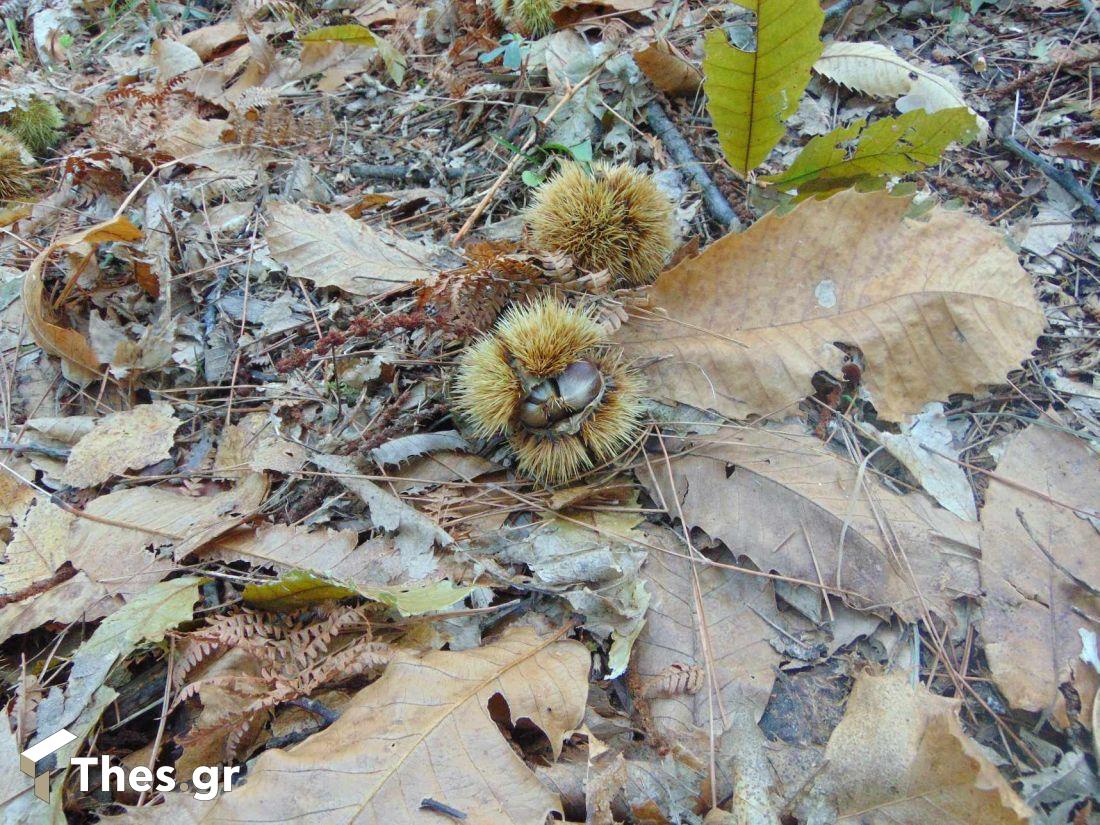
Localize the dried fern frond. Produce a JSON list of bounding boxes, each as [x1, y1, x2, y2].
[[229, 99, 335, 147], [173, 603, 392, 761], [416, 241, 549, 339]]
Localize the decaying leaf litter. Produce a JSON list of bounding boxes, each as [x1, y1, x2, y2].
[[0, 0, 1097, 820]]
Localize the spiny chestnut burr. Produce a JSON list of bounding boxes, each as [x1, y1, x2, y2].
[[0, 129, 32, 204], [527, 161, 676, 286], [3, 97, 62, 156], [453, 296, 644, 484], [491, 0, 562, 37]]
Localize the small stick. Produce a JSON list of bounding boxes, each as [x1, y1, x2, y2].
[[645, 101, 742, 229], [1016, 509, 1100, 597], [453, 58, 610, 244], [1001, 136, 1100, 222], [350, 163, 490, 183], [420, 798, 468, 820]]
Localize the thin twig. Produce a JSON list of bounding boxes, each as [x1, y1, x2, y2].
[[0, 440, 71, 459], [1016, 509, 1100, 597], [645, 101, 741, 229], [1001, 136, 1100, 222], [453, 57, 610, 244]]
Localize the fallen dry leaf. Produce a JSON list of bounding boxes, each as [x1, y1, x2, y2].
[[116, 625, 589, 824], [634, 42, 702, 96], [617, 190, 1043, 421], [34, 577, 204, 738], [61, 403, 180, 488], [265, 202, 441, 297], [64, 473, 268, 602], [1048, 138, 1100, 164], [0, 572, 115, 643], [22, 216, 143, 384], [814, 41, 988, 137], [979, 422, 1100, 726], [631, 526, 783, 739], [212, 412, 307, 477], [640, 424, 979, 622], [802, 671, 1031, 823], [150, 39, 202, 82]]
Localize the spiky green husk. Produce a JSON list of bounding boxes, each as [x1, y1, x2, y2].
[[453, 295, 644, 484], [492, 0, 561, 37], [5, 97, 63, 156], [528, 161, 676, 285], [0, 129, 32, 203]]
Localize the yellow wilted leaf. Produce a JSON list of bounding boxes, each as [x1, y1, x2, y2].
[[763, 107, 979, 198], [301, 24, 406, 84], [703, 0, 824, 176], [61, 402, 180, 488], [21, 215, 142, 385]]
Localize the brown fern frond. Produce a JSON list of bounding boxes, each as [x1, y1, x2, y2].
[[416, 241, 550, 340]]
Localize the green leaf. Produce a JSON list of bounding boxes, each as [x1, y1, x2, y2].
[[763, 107, 979, 199], [703, 0, 824, 177], [243, 569, 359, 609], [302, 24, 407, 85], [244, 569, 473, 616], [366, 581, 475, 617]]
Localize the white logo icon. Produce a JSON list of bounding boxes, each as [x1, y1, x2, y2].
[[20, 728, 77, 801]]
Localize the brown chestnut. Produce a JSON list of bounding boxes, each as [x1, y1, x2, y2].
[[555, 360, 603, 412]]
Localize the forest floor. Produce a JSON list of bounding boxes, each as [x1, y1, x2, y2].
[[0, 0, 1098, 822]]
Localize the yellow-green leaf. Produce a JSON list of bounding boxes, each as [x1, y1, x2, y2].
[[301, 24, 406, 84], [243, 569, 473, 616], [243, 569, 358, 609], [365, 581, 475, 617], [703, 0, 824, 176], [763, 107, 978, 198]]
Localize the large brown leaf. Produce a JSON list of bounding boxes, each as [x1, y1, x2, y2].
[[117, 625, 589, 824], [617, 190, 1043, 421], [978, 422, 1100, 727], [640, 425, 979, 622], [801, 671, 1031, 823]]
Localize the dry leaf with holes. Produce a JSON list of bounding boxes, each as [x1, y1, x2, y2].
[[114, 626, 589, 824], [265, 202, 441, 297], [22, 216, 142, 384], [61, 403, 180, 488], [978, 423, 1099, 728], [800, 671, 1031, 823], [617, 190, 1043, 421], [632, 525, 783, 742], [640, 424, 979, 622]]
